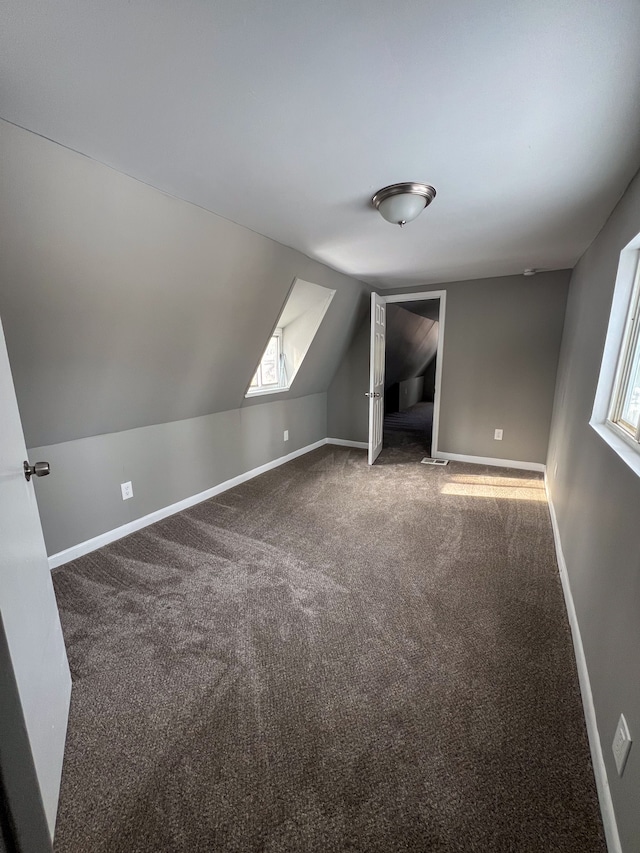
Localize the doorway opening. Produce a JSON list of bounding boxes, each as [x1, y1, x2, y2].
[[367, 291, 445, 465], [384, 298, 440, 455]]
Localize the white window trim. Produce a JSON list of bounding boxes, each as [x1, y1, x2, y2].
[[607, 254, 640, 440], [590, 233, 640, 478], [244, 278, 336, 400], [245, 385, 290, 399]]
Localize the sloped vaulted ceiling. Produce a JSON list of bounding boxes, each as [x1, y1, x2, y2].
[[2, 1, 640, 446], [0, 122, 369, 447], [2, 0, 640, 288], [384, 305, 439, 390]]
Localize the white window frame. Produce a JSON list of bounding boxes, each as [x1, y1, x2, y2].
[[245, 277, 336, 399], [246, 328, 286, 397], [607, 255, 640, 443], [591, 234, 640, 477]]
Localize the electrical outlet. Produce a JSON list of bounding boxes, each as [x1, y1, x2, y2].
[[283, 430, 289, 441], [612, 714, 632, 776], [494, 428, 503, 440], [121, 481, 133, 501]]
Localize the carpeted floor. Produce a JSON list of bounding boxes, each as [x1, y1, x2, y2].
[[384, 402, 433, 453], [52, 445, 605, 852]]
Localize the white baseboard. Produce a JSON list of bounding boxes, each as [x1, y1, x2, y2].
[[48, 438, 327, 570], [544, 474, 621, 853], [48, 431, 620, 850], [326, 438, 368, 449], [435, 451, 545, 472]]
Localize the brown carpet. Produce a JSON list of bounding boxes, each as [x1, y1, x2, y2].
[[384, 402, 434, 453], [52, 445, 605, 852]]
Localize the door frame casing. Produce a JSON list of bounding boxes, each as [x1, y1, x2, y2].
[[376, 290, 446, 458]]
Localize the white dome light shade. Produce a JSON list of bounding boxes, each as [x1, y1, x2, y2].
[[377, 193, 427, 225], [371, 182, 436, 227]]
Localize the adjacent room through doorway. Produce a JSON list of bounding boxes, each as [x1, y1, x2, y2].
[[383, 298, 440, 457]]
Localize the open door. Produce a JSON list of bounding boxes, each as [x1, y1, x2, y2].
[[0, 316, 71, 850], [367, 292, 386, 465]]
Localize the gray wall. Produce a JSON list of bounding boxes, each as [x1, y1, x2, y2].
[[0, 120, 370, 555], [546, 167, 640, 851], [385, 304, 438, 390], [31, 394, 326, 556], [423, 358, 437, 402], [328, 271, 570, 463], [0, 120, 367, 447], [399, 376, 424, 411], [327, 317, 370, 442]]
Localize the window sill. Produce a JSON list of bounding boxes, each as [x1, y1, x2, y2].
[[590, 419, 640, 479], [245, 386, 291, 399]]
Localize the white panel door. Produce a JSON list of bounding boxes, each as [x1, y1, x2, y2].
[[368, 292, 386, 465], [0, 316, 71, 842]]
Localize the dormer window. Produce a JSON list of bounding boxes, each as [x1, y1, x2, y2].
[[608, 253, 640, 443], [246, 279, 335, 398], [591, 235, 640, 478], [248, 329, 285, 392]]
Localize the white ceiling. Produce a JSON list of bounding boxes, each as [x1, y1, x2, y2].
[[2, 0, 640, 288]]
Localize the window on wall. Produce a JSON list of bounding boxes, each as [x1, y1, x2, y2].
[[608, 257, 640, 443], [246, 278, 335, 398], [249, 329, 285, 392], [592, 235, 640, 477]]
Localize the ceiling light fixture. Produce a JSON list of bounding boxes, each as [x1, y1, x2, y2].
[[371, 182, 437, 227]]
